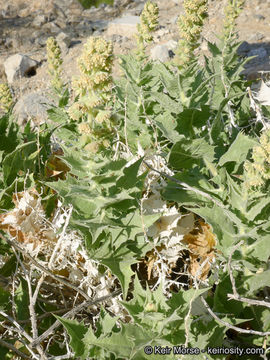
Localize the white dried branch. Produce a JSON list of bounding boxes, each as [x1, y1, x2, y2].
[[1, 234, 91, 301], [31, 288, 122, 347], [11, 248, 48, 359], [0, 338, 30, 359], [247, 86, 269, 131], [48, 205, 73, 270], [200, 296, 270, 336]]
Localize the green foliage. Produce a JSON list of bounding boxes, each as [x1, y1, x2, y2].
[[77, 0, 113, 8]]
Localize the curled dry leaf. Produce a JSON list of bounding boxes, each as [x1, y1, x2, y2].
[[0, 189, 57, 249], [0, 189, 126, 320], [45, 148, 70, 180], [183, 219, 216, 280]]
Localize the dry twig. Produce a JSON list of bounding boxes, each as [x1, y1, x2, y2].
[[200, 296, 270, 336], [0, 234, 91, 301], [227, 240, 270, 309], [31, 288, 122, 347]]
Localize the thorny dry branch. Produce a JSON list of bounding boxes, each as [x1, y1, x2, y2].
[[0, 232, 122, 356], [0, 233, 91, 301], [199, 240, 270, 338], [0, 338, 30, 359], [227, 240, 270, 309], [31, 289, 122, 347], [200, 296, 270, 336], [11, 246, 47, 359]]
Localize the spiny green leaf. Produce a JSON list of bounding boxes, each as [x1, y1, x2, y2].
[[14, 278, 29, 321], [169, 138, 215, 170], [116, 158, 144, 189], [218, 132, 257, 168], [2, 141, 36, 185], [47, 107, 69, 123], [55, 316, 87, 357], [246, 270, 270, 295], [83, 324, 135, 358], [245, 236, 270, 262]]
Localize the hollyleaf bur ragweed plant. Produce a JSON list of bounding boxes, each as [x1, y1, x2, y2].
[[1, 0, 270, 359]]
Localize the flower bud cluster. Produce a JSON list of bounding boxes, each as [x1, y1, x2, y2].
[[174, 0, 208, 68], [0, 83, 13, 113], [46, 37, 64, 94], [244, 129, 270, 189], [223, 0, 245, 40], [135, 1, 159, 60], [68, 37, 113, 125]]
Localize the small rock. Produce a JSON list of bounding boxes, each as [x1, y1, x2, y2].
[[33, 14, 47, 28], [153, 27, 170, 42], [35, 35, 49, 47], [54, 18, 68, 29], [4, 36, 20, 49], [56, 32, 72, 54], [75, 19, 94, 36], [1, 4, 12, 18], [125, 3, 144, 15], [150, 45, 170, 62], [13, 92, 53, 128], [165, 39, 178, 51], [249, 33, 265, 42], [108, 34, 124, 43], [43, 21, 61, 34], [91, 20, 108, 32], [4, 54, 38, 83], [82, 8, 99, 16], [107, 15, 140, 38], [254, 14, 265, 21]]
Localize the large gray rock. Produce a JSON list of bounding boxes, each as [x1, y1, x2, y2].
[[56, 32, 72, 54], [248, 47, 268, 63], [4, 54, 38, 83], [13, 92, 53, 127], [150, 45, 170, 62], [150, 40, 177, 62], [107, 15, 140, 38], [237, 41, 250, 56]]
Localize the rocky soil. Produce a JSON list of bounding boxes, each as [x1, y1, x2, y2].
[[1, 0, 270, 121]]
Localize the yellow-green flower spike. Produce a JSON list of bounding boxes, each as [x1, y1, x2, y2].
[[223, 0, 246, 40], [244, 129, 270, 190], [174, 0, 208, 69], [0, 83, 13, 113], [46, 37, 64, 94], [69, 36, 113, 124], [135, 1, 159, 61]]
